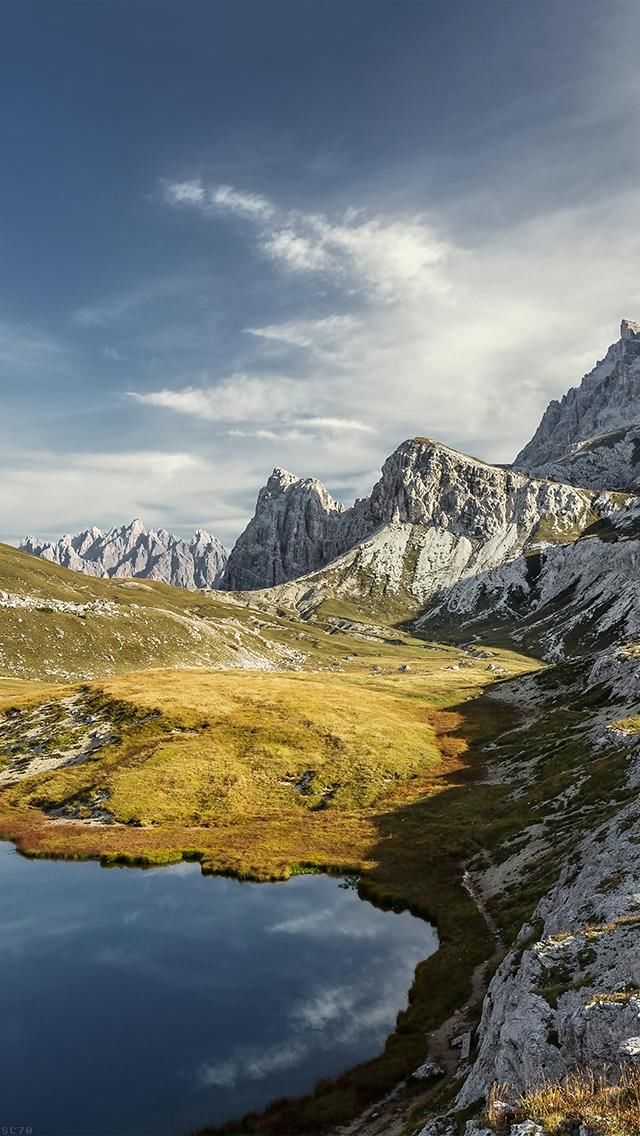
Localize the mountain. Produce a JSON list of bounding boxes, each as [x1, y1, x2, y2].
[[20, 520, 228, 590], [415, 496, 640, 659], [514, 317, 640, 488], [231, 437, 626, 619], [222, 468, 352, 590]]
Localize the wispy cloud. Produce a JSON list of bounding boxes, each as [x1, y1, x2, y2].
[[73, 277, 197, 328], [129, 376, 375, 441], [246, 315, 360, 352], [161, 179, 451, 300], [129, 374, 305, 422], [0, 319, 69, 377], [195, 1040, 307, 1090], [1, 448, 252, 548], [269, 907, 383, 938], [161, 178, 274, 220]]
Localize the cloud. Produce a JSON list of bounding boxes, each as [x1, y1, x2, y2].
[[301, 417, 374, 434], [73, 277, 196, 328], [0, 448, 254, 548], [162, 178, 451, 300], [0, 319, 69, 377], [129, 374, 305, 422], [246, 315, 360, 351], [161, 179, 274, 220], [161, 179, 206, 206], [195, 1040, 307, 1090], [163, 180, 640, 465], [129, 374, 375, 443]]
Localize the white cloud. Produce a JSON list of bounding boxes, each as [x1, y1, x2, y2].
[[170, 182, 640, 465], [210, 184, 274, 220], [269, 906, 383, 938], [129, 376, 375, 441], [301, 417, 374, 434], [246, 315, 360, 351], [161, 178, 451, 299], [161, 178, 206, 206], [262, 228, 333, 272], [129, 374, 306, 423], [262, 212, 452, 300], [161, 178, 273, 220], [0, 449, 255, 549], [195, 1040, 307, 1090]]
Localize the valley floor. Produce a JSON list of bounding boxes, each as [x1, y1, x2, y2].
[[2, 577, 639, 1135]]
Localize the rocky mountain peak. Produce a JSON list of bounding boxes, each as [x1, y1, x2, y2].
[[20, 521, 228, 590], [222, 467, 346, 590], [262, 468, 299, 496], [514, 317, 640, 487]]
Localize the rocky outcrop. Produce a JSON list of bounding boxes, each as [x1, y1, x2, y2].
[[21, 520, 228, 590], [457, 650, 640, 1112], [415, 496, 640, 659], [221, 469, 351, 590], [415, 647, 640, 1134], [514, 319, 640, 488], [460, 776, 640, 1105], [223, 439, 615, 597]]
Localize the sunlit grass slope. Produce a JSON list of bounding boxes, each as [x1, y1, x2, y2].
[[1, 541, 448, 681], [1, 648, 536, 845]]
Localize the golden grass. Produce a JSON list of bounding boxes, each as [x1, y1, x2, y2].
[[488, 1065, 640, 1134]]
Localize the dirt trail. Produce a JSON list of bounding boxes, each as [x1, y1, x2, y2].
[[332, 867, 505, 1136]]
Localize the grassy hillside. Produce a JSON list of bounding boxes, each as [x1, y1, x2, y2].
[[1, 541, 435, 680]]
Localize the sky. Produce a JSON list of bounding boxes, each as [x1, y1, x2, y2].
[[2, 0, 640, 548]]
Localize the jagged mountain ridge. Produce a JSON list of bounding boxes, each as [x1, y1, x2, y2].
[[232, 436, 629, 622], [514, 318, 640, 488], [20, 519, 228, 590]]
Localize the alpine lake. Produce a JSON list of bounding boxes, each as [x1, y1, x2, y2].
[[0, 842, 437, 1135]]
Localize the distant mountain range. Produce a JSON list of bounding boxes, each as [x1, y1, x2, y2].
[[20, 520, 228, 590]]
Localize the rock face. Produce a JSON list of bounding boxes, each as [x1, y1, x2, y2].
[[416, 497, 640, 659], [514, 319, 640, 488], [20, 520, 228, 590], [459, 672, 640, 1107], [416, 646, 640, 1134], [221, 469, 349, 591], [222, 439, 614, 596]]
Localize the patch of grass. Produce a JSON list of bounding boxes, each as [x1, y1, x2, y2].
[[488, 1064, 640, 1135]]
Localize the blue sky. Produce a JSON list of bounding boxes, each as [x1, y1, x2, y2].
[[2, 0, 640, 547]]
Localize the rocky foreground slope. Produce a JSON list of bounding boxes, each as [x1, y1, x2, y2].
[[414, 644, 640, 1136], [21, 519, 228, 590]]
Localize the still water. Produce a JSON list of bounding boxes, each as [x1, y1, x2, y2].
[[0, 842, 437, 1135]]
